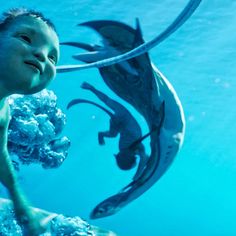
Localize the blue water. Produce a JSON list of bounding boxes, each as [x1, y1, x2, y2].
[[2, 0, 236, 235]]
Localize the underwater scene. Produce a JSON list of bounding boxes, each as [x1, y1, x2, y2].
[[0, 0, 235, 235]]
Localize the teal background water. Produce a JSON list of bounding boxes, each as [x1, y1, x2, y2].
[[1, 0, 236, 235]]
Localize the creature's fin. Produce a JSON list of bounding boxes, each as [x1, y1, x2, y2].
[[133, 18, 145, 47], [60, 42, 96, 51], [78, 20, 135, 37], [78, 20, 136, 54], [68, 21, 139, 75]]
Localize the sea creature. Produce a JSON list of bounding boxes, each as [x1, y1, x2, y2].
[[56, 0, 202, 72], [67, 82, 149, 179], [58, 0, 201, 219], [65, 20, 185, 219], [90, 65, 185, 219], [63, 18, 186, 219]]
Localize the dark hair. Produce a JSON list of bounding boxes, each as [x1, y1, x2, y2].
[[115, 152, 136, 170], [0, 8, 57, 33]]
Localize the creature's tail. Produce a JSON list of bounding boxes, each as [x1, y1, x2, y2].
[[67, 98, 114, 117]]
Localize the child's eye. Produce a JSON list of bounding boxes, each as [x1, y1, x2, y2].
[[20, 35, 31, 43], [48, 55, 57, 65]]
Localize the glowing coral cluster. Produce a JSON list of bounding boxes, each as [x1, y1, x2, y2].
[[7, 89, 70, 169]]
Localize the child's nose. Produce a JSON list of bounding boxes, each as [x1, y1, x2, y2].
[[33, 48, 46, 62]]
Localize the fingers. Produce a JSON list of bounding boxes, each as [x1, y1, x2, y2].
[[40, 213, 58, 226]]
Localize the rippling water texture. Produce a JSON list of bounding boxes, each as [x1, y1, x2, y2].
[[1, 0, 236, 235]]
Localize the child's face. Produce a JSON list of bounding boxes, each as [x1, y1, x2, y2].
[[0, 15, 59, 95]]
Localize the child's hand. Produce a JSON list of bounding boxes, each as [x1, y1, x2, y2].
[[18, 207, 56, 236], [17, 207, 45, 235], [11, 193, 56, 236]]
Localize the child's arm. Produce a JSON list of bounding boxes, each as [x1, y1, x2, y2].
[[0, 98, 17, 190], [0, 99, 46, 235]]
